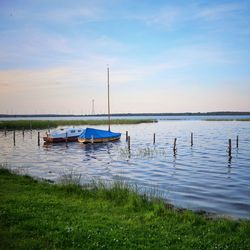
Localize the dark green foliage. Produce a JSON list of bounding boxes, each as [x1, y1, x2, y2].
[[1, 168, 250, 249], [0, 119, 156, 130]]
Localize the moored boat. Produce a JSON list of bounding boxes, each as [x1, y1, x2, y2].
[[78, 66, 121, 144], [78, 128, 121, 143], [43, 127, 84, 143]]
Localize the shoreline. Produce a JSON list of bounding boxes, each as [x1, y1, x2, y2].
[[1, 167, 250, 249]]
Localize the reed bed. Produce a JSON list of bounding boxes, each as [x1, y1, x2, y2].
[[0, 119, 157, 130]]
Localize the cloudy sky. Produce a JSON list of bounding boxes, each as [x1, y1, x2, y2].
[[0, 0, 250, 114]]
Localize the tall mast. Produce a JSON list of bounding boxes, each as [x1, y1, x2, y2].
[[107, 66, 111, 131]]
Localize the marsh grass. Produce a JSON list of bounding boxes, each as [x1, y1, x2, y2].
[[1, 167, 250, 249], [119, 146, 168, 159], [0, 119, 156, 130]]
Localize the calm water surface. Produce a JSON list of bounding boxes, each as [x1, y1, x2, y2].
[[1, 120, 250, 219]]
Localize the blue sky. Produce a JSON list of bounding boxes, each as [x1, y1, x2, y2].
[[0, 0, 250, 114]]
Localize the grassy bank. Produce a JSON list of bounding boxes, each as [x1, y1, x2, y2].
[[205, 118, 250, 121], [1, 168, 250, 249], [0, 119, 156, 130]]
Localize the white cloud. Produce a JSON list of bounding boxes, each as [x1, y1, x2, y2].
[[196, 3, 244, 20]]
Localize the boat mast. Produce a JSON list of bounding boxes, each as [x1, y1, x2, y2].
[[107, 66, 111, 131]]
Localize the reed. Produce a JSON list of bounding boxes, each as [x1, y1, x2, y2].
[[0, 119, 157, 130]]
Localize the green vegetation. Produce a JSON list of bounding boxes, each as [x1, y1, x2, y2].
[[0, 119, 156, 130], [1, 168, 250, 249], [205, 118, 250, 121]]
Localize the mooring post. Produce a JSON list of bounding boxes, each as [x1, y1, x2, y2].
[[66, 132, 68, 146], [38, 132, 40, 146], [13, 131, 16, 146], [228, 139, 232, 159], [4, 127, 7, 136], [191, 132, 193, 147], [22, 127, 25, 137], [153, 133, 156, 144], [128, 136, 131, 151], [126, 131, 128, 142], [236, 135, 239, 149], [173, 138, 177, 153]]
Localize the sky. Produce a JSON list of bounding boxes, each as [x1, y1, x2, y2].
[[0, 0, 250, 114]]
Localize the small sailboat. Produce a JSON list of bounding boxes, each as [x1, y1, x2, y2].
[[78, 67, 121, 143], [43, 127, 84, 143]]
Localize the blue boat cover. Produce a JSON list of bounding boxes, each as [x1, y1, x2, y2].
[[78, 128, 121, 140]]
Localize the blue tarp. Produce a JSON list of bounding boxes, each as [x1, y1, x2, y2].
[[78, 128, 121, 140]]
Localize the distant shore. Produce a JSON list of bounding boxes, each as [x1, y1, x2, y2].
[[1, 111, 250, 118]]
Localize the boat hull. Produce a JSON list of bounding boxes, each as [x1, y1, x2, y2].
[[43, 136, 79, 143], [78, 136, 121, 144]]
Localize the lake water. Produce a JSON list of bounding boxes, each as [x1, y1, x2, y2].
[[1, 120, 250, 219]]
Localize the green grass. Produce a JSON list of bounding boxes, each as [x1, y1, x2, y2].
[[205, 118, 250, 121], [0, 168, 250, 249], [0, 119, 157, 130]]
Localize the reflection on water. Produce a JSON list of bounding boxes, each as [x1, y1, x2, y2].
[[1, 121, 250, 219]]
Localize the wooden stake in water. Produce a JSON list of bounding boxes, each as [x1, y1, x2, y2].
[[13, 131, 16, 146], [65, 132, 68, 146], [173, 138, 177, 153], [228, 139, 232, 159], [38, 132, 40, 146], [191, 132, 193, 147], [22, 128, 25, 137], [30, 121, 32, 131], [126, 131, 128, 142], [128, 136, 131, 151], [236, 135, 239, 148], [153, 133, 156, 144], [4, 127, 6, 136]]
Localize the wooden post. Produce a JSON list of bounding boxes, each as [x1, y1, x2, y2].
[[128, 136, 130, 151], [126, 131, 128, 142], [48, 121, 50, 132], [153, 133, 156, 144], [30, 121, 32, 131], [173, 138, 177, 153], [228, 139, 232, 159], [13, 131, 16, 146], [191, 132, 193, 147], [38, 132, 40, 146], [236, 135, 239, 148], [65, 132, 68, 146], [4, 127, 7, 136], [22, 128, 25, 137]]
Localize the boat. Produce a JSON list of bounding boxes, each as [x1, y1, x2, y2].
[[43, 127, 84, 143], [78, 127, 121, 143], [78, 67, 121, 143]]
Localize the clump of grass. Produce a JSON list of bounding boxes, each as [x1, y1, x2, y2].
[[0, 119, 157, 130], [1, 168, 250, 249]]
